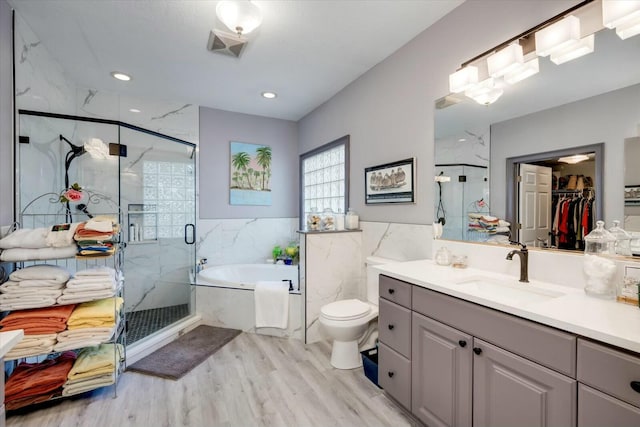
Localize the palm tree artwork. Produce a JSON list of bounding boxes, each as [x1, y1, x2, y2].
[[230, 141, 272, 205]]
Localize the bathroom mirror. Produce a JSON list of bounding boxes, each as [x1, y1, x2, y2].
[[434, 25, 640, 249]]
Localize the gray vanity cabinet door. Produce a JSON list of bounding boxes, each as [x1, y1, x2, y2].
[[578, 383, 640, 427], [411, 312, 472, 427], [473, 339, 577, 427]]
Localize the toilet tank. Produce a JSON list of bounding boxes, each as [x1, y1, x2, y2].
[[365, 256, 397, 305]]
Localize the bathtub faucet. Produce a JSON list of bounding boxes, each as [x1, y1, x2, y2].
[[196, 258, 208, 274]]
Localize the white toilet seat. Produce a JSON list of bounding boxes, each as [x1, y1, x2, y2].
[[320, 299, 371, 321]]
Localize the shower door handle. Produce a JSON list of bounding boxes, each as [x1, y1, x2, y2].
[[184, 224, 195, 245]]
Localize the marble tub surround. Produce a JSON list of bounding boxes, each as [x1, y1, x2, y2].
[[301, 231, 363, 344], [196, 218, 299, 267], [360, 221, 431, 262], [375, 259, 640, 354], [196, 286, 302, 339]]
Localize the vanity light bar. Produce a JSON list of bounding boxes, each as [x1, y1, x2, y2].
[[535, 15, 582, 57], [449, 66, 478, 93], [503, 58, 539, 84], [549, 34, 595, 65], [487, 43, 525, 78], [464, 78, 504, 105], [603, 0, 640, 39]]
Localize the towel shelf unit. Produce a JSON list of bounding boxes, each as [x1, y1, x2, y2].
[[0, 192, 126, 412]]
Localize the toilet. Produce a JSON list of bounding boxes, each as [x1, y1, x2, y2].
[[319, 256, 394, 369]]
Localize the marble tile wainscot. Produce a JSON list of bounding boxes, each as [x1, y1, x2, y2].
[[299, 229, 363, 344]]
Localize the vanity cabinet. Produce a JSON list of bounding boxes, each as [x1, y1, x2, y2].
[[411, 312, 472, 427], [380, 274, 578, 427], [378, 275, 412, 410], [576, 338, 640, 426]]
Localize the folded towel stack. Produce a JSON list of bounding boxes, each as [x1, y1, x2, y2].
[[63, 343, 124, 396], [74, 218, 119, 258], [1, 304, 76, 360], [56, 266, 119, 305], [0, 265, 70, 310], [5, 351, 77, 410], [0, 224, 80, 262], [52, 297, 123, 352]]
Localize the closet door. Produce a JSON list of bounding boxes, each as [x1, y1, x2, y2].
[[518, 163, 552, 247]]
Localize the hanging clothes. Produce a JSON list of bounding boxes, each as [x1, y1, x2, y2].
[[551, 192, 595, 251]]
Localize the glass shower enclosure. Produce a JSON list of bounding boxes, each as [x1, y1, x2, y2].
[[16, 110, 197, 347]]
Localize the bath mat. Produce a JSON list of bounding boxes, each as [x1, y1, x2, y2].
[[127, 325, 241, 380]]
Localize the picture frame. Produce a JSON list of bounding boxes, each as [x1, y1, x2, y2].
[[365, 158, 416, 204], [229, 141, 272, 206]]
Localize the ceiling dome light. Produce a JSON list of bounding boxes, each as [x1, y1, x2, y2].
[[261, 91, 277, 99], [111, 72, 131, 81], [558, 154, 590, 164], [216, 1, 262, 36]]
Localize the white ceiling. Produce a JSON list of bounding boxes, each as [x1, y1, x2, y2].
[[9, 0, 463, 121]]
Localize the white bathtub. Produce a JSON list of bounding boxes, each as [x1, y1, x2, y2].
[[196, 263, 299, 291]]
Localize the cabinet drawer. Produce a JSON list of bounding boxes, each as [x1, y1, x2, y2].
[[379, 275, 411, 308], [378, 298, 411, 358], [412, 286, 576, 377], [578, 384, 640, 427], [378, 342, 411, 410], [577, 339, 640, 408]]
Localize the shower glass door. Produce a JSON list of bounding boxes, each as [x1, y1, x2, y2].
[[119, 126, 196, 345]]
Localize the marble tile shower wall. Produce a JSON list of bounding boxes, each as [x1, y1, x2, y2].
[[196, 218, 300, 266]]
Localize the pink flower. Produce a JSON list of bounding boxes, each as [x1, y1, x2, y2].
[[63, 189, 84, 202]]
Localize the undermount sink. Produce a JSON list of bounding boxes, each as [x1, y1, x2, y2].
[[454, 276, 566, 306]]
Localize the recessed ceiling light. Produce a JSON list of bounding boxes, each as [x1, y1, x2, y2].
[[129, 108, 141, 113], [111, 72, 132, 81], [261, 91, 277, 99], [458, 138, 467, 142]]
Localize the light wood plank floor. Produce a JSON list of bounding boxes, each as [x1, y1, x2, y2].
[[7, 333, 417, 427]]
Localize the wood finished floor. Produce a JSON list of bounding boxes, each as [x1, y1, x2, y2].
[[7, 333, 417, 427]]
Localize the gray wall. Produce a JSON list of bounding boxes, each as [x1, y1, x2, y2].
[[0, 0, 12, 225], [491, 83, 640, 225], [297, 0, 577, 224], [198, 106, 298, 219]]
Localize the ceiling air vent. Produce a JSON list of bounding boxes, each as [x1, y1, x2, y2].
[[207, 30, 248, 58]]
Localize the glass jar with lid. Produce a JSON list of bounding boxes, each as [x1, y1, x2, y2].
[[583, 220, 617, 299], [345, 208, 359, 230], [306, 207, 321, 231], [321, 208, 335, 231], [608, 220, 632, 257]]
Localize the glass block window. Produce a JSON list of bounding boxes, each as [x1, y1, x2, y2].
[[143, 160, 195, 238], [300, 137, 349, 227]]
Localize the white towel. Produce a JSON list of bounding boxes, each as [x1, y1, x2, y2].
[[9, 264, 71, 283], [84, 219, 115, 233], [45, 222, 81, 248], [1, 246, 77, 262], [0, 227, 48, 249], [56, 290, 115, 305], [74, 266, 116, 278], [254, 281, 289, 329]]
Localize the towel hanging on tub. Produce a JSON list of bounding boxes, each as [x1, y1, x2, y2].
[[254, 281, 289, 329]]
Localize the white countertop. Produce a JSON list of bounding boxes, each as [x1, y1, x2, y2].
[[374, 259, 640, 354], [0, 330, 24, 359]]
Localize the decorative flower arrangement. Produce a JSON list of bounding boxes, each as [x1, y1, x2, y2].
[[59, 183, 84, 203]]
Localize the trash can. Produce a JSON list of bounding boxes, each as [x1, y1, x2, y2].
[[360, 347, 381, 388]]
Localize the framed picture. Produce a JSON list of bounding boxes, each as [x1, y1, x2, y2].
[[365, 158, 416, 204], [230, 141, 272, 206]]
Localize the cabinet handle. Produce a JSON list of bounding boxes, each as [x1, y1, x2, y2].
[[388, 289, 395, 294], [631, 381, 640, 393], [388, 324, 395, 330], [473, 347, 482, 355], [388, 371, 395, 378], [458, 340, 467, 348]]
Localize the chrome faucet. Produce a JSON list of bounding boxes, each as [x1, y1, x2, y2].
[[506, 242, 529, 283]]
